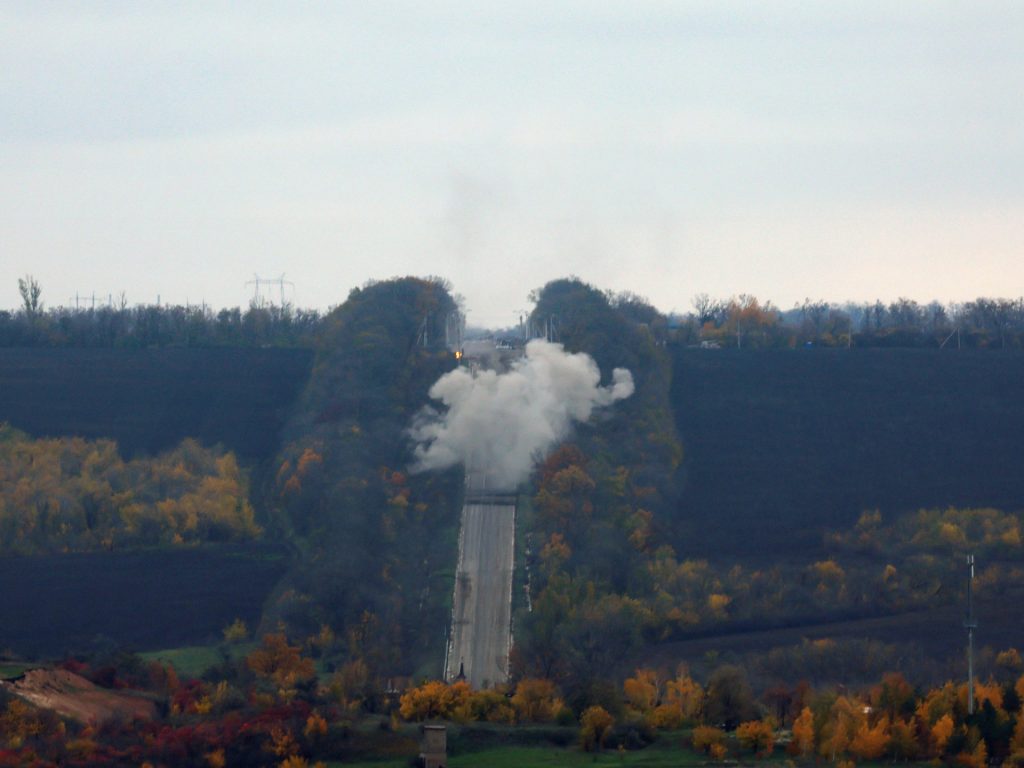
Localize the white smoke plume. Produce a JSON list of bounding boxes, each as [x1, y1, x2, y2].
[[409, 339, 634, 488]]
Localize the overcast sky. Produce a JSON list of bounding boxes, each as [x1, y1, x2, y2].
[[2, 2, 1022, 327]]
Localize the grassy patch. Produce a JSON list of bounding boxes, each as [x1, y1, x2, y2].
[[0, 662, 33, 680], [337, 742, 714, 768], [141, 642, 256, 679]]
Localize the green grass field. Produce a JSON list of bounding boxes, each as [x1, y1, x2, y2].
[[0, 662, 33, 680], [141, 642, 257, 679], [337, 742, 719, 767]]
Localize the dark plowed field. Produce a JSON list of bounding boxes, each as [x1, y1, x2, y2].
[[671, 348, 1024, 556], [0, 545, 289, 658], [0, 347, 312, 460]]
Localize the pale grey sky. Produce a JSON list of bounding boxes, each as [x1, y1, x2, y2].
[[2, 2, 1022, 327]]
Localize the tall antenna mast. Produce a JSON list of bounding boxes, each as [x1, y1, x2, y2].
[[965, 553, 977, 715]]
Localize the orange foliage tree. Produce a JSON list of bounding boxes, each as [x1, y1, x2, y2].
[[790, 706, 815, 758], [623, 668, 659, 715], [849, 716, 890, 760], [246, 634, 316, 691], [736, 719, 775, 756]]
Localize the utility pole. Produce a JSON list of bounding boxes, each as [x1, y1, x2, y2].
[[546, 315, 558, 343], [247, 274, 262, 305], [418, 312, 432, 348], [513, 310, 527, 343], [965, 553, 978, 715]]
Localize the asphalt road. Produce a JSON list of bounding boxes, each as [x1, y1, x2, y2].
[[446, 467, 516, 688]]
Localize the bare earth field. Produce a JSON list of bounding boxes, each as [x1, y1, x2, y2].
[[1, 668, 157, 724]]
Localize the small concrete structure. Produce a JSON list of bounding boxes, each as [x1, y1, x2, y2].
[[420, 724, 447, 768]]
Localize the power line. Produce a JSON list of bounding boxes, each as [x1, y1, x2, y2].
[[245, 273, 295, 307]]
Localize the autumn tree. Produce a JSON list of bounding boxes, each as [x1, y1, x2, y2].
[[930, 713, 956, 757], [579, 705, 614, 751], [692, 725, 728, 760], [1009, 715, 1024, 765], [651, 669, 703, 729], [462, 689, 515, 723], [818, 695, 864, 762], [0, 428, 259, 552], [622, 668, 659, 716], [246, 634, 316, 692], [736, 719, 775, 756], [328, 659, 371, 714], [511, 678, 562, 723], [398, 680, 472, 722], [849, 715, 889, 760], [791, 706, 815, 759], [223, 619, 249, 644], [705, 665, 757, 729], [888, 717, 919, 761], [399, 680, 452, 721], [18, 275, 42, 318]]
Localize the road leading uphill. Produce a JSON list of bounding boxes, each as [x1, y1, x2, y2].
[[445, 467, 516, 688]]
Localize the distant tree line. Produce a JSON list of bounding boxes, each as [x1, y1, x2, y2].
[[671, 294, 1024, 349], [1, 275, 323, 348]]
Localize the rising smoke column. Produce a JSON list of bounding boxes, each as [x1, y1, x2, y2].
[[409, 339, 634, 488]]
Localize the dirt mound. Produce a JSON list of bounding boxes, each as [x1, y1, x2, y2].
[[1, 668, 158, 724]]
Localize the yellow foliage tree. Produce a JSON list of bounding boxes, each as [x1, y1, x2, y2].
[[223, 618, 249, 643], [399, 680, 472, 722], [818, 696, 864, 762], [461, 689, 515, 724], [399, 680, 452, 721], [0, 427, 259, 552], [623, 668, 659, 714], [579, 705, 614, 752], [511, 678, 561, 723], [651, 669, 703, 729], [692, 725, 727, 754]]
